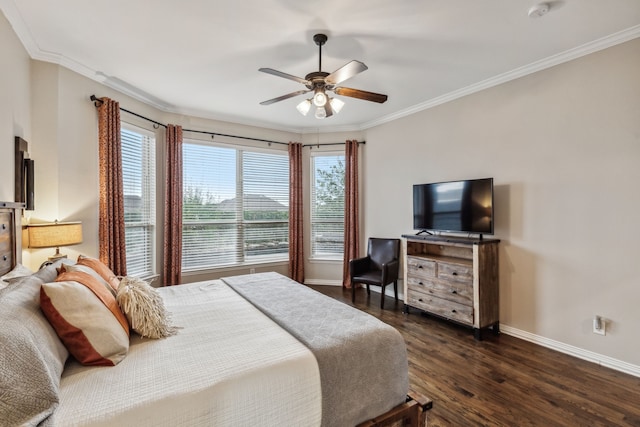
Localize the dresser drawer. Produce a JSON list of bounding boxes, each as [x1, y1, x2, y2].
[[406, 290, 473, 326], [406, 256, 435, 279], [437, 261, 472, 284], [407, 276, 472, 306]]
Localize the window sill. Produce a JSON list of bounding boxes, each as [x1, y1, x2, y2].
[[182, 259, 288, 277], [308, 257, 343, 264]]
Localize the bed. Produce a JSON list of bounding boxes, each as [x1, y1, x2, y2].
[[0, 203, 430, 426]]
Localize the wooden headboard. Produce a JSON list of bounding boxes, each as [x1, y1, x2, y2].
[[0, 201, 23, 276]]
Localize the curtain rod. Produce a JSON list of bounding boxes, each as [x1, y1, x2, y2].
[[89, 95, 364, 147]]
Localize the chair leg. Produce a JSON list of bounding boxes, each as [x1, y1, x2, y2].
[[351, 282, 356, 303], [381, 285, 386, 309], [394, 281, 398, 302], [366, 284, 371, 296]]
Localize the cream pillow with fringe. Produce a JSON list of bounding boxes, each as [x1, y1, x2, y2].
[[116, 277, 178, 339]]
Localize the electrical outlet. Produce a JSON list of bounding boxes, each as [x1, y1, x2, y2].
[[249, 268, 255, 274], [593, 315, 606, 336]]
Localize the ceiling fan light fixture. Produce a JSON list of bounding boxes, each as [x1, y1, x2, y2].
[[313, 90, 327, 107], [259, 33, 387, 118], [330, 97, 344, 114], [296, 99, 312, 116]]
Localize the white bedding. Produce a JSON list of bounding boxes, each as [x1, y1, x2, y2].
[[53, 280, 322, 427]]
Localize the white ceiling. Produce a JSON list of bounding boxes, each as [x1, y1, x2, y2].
[[2, 0, 640, 133]]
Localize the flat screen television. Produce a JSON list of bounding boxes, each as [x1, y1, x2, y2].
[[413, 178, 494, 236]]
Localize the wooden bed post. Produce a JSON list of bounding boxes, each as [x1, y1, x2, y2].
[[356, 391, 432, 427]]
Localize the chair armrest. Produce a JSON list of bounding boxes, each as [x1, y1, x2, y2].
[[349, 256, 372, 277], [381, 259, 400, 284]]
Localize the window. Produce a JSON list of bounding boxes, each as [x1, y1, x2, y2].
[[310, 154, 345, 259], [121, 125, 156, 277], [182, 141, 289, 270]]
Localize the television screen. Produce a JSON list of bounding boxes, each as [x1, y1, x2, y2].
[[413, 178, 494, 235]]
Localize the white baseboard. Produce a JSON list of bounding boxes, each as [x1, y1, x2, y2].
[[500, 324, 640, 378], [305, 281, 638, 377], [304, 279, 342, 286]]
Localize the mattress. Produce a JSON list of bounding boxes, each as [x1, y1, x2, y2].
[[53, 280, 322, 426]]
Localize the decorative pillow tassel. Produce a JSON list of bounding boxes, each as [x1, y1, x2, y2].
[[116, 276, 179, 339]]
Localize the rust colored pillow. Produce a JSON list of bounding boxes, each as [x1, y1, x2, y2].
[[76, 255, 120, 292], [40, 271, 130, 366]]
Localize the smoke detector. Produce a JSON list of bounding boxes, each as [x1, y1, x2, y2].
[[528, 2, 550, 18]]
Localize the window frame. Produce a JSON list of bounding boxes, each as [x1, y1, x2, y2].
[[181, 139, 290, 272], [309, 151, 346, 261], [120, 122, 157, 279]]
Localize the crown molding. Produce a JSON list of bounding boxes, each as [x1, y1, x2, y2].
[[361, 24, 640, 130], [4, 0, 639, 134]]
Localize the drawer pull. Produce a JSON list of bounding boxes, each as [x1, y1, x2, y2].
[[451, 309, 457, 313], [417, 265, 423, 269], [418, 298, 423, 302], [418, 281, 423, 286], [1, 224, 5, 230], [451, 290, 457, 294], [452, 272, 458, 276], [2, 256, 6, 261]]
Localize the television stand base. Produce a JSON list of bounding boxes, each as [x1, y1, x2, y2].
[[415, 230, 433, 236]]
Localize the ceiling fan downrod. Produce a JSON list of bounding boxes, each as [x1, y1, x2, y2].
[[313, 33, 327, 72]]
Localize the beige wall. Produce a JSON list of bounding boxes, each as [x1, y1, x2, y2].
[[0, 11, 31, 201], [362, 38, 640, 367]]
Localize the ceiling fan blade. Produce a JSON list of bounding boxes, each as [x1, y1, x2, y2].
[[333, 86, 388, 103], [260, 90, 310, 105], [259, 68, 308, 85], [325, 60, 368, 86]]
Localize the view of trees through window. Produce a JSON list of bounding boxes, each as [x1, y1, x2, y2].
[[182, 143, 289, 270], [311, 155, 345, 258], [121, 133, 347, 273]]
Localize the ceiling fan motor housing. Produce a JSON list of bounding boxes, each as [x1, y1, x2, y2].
[[305, 71, 330, 90], [313, 33, 328, 46]]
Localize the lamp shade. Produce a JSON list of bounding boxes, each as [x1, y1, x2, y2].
[[296, 99, 312, 116], [27, 222, 83, 248], [330, 97, 344, 113]]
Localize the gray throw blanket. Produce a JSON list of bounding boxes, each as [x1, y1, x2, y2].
[[223, 272, 409, 427]]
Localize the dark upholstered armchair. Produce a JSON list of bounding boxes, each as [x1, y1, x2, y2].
[[349, 238, 401, 309]]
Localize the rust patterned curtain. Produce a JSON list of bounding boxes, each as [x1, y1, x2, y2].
[[342, 140, 360, 288], [97, 97, 127, 276], [288, 142, 304, 283], [163, 124, 183, 285]]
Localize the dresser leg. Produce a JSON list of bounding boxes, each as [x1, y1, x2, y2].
[[473, 328, 483, 341], [403, 304, 410, 314]]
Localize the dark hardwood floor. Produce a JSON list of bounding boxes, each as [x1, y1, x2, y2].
[[309, 285, 640, 427]]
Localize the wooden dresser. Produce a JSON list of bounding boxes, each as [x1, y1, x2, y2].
[[402, 234, 499, 340]]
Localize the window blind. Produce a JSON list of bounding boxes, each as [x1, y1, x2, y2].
[[311, 154, 345, 258], [182, 142, 289, 270], [121, 125, 156, 277]]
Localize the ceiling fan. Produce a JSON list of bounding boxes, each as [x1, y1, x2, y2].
[[259, 33, 388, 118]]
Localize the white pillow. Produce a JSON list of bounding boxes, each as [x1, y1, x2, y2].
[[40, 271, 130, 366]]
